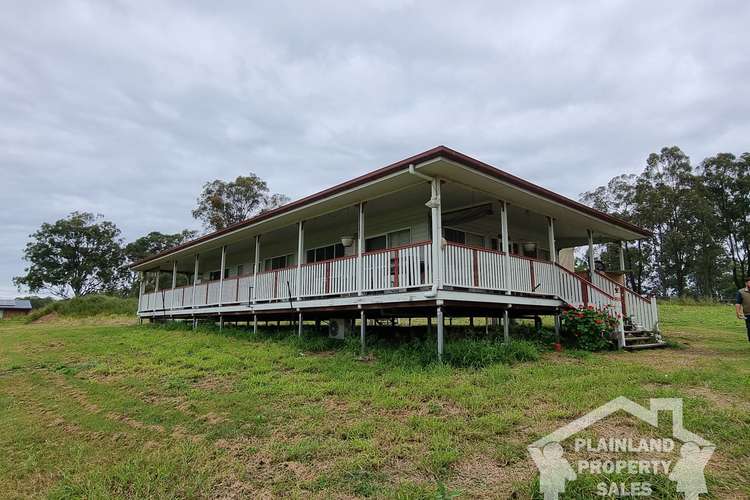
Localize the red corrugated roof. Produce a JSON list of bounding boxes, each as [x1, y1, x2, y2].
[[132, 146, 650, 268]]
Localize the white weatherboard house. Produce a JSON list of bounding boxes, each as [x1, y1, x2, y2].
[[133, 146, 661, 355]]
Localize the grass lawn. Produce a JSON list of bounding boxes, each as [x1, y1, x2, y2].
[[0, 304, 748, 499]]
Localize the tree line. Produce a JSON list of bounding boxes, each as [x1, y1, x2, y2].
[[581, 146, 750, 299], [14, 173, 288, 298]]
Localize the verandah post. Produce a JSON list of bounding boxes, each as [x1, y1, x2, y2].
[[296, 221, 304, 301], [138, 271, 145, 313], [192, 254, 199, 309], [298, 311, 303, 337], [171, 261, 177, 311], [218, 245, 226, 307], [252, 235, 260, 304], [357, 202, 365, 296], [154, 270, 160, 313], [500, 200, 510, 292], [587, 229, 595, 278]]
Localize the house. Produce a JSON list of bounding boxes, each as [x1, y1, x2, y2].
[[0, 299, 32, 319], [132, 146, 661, 355]]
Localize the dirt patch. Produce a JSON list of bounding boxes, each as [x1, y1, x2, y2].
[[682, 386, 750, 411], [32, 312, 60, 324], [453, 454, 535, 498], [199, 412, 227, 425], [106, 411, 165, 433], [192, 376, 236, 393]]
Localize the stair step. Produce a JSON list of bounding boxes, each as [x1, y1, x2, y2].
[[625, 336, 654, 341], [624, 342, 667, 350], [624, 328, 653, 335]]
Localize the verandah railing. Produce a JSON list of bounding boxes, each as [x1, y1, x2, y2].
[[138, 241, 624, 326], [441, 242, 618, 311], [592, 271, 659, 331]]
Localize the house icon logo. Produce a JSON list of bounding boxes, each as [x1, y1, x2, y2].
[[528, 396, 714, 499]]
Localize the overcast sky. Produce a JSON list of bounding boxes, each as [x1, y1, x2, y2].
[[1, 0, 749, 298]]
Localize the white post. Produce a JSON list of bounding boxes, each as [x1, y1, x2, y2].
[[503, 309, 510, 343], [298, 311, 303, 337], [253, 314, 258, 334], [547, 217, 556, 263], [430, 178, 443, 290], [500, 201, 511, 292], [252, 235, 260, 304], [218, 245, 226, 307], [360, 310, 366, 357], [171, 261, 177, 310], [296, 221, 304, 300], [153, 270, 160, 313], [357, 202, 365, 296], [587, 229, 595, 276], [618, 240, 626, 272], [138, 271, 145, 312], [437, 306, 444, 361], [192, 254, 199, 308]]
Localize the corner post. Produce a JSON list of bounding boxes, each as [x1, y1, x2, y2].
[[171, 261, 177, 311], [357, 202, 365, 296], [153, 270, 160, 313], [500, 201, 511, 292], [252, 235, 260, 304], [218, 245, 226, 307], [298, 311, 303, 337], [138, 271, 145, 313], [547, 217, 556, 263], [191, 254, 199, 308], [296, 221, 304, 300], [618, 240, 626, 271], [436, 306, 444, 362], [587, 229, 595, 276], [430, 178, 443, 290]]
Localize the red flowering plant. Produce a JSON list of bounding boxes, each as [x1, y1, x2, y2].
[[560, 305, 619, 351]]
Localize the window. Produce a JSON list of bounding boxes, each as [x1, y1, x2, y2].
[[444, 228, 465, 244], [264, 255, 291, 271], [237, 264, 244, 276], [365, 229, 411, 252], [306, 243, 345, 263], [209, 270, 221, 281], [444, 228, 483, 247], [365, 235, 387, 252]]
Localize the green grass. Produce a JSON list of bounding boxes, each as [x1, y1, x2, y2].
[[0, 304, 748, 498], [26, 295, 137, 322]]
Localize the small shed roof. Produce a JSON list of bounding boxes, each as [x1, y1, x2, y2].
[[0, 299, 32, 310]]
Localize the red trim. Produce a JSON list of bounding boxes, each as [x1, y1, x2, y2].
[[273, 271, 279, 298], [529, 260, 536, 290], [581, 281, 589, 306], [393, 249, 400, 287], [444, 241, 505, 255], [235, 278, 240, 301], [132, 146, 649, 269], [362, 240, 431, 256], [205, 283, 209, 303], [594, 270, 650, 303], [554, 263, 615, 300], [472, 249, 479, 287], [301, 254, 357, 267], [324, 262, 331, 294], [620, 285, 627, 315]]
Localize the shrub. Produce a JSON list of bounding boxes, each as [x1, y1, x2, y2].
[[26, 294, 138, 321], [560, 306, 618, 351]]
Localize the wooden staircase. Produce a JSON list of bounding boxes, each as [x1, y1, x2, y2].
[[622, 318, 667, 350]]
